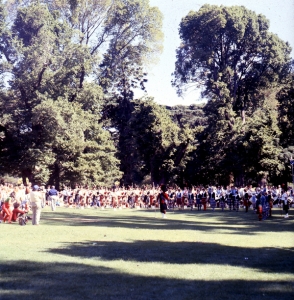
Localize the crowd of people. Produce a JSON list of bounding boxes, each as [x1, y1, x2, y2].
[[0, 183, 293, 224]]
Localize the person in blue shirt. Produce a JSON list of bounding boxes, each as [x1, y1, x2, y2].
[[48, 185, 59, 211]]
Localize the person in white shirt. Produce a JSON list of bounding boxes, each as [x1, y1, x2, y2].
[[30, 185, 43, 225]]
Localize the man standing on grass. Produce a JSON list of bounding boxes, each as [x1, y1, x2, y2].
[[158, 185, 169, 218], [188, 189, 194, 210], [176, 188, 182, 209], [281, 190, 290, 218], [30, 185, 43, 225], [48, 185, 59, 211]]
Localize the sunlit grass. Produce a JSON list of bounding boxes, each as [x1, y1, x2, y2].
[[0, 206, 293, 299]]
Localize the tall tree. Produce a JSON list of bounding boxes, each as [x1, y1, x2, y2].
[[173, 4, 291, 122], [0, 2, 122, 187], [277, 73, 294, 147], [173, 5, 292, 184], [47, 0, 164, 185]]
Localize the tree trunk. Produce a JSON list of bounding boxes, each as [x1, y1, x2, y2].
[[22, 168, 33, 186], [241, 109, 246, 124], [48, 163, 60, 190]]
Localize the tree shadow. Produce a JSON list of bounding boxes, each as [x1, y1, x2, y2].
[[45, 240, 294, 274], [0, 260, 293, 300], [41, 208, 294, 236]]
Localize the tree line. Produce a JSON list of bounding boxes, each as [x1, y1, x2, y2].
[[0, 1, 293, 189]]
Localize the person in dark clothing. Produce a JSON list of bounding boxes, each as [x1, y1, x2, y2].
[[157, 185, 169, 218]]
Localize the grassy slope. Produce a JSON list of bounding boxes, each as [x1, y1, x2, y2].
[[0, 207, 293, 300]]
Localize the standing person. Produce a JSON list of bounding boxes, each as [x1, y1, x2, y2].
[[188, 189, 195, 210], [74, 189, 81, 208], [48, 185, 59, 211], [226, 186, 232, 211], [250, 189, 257, 212], [209, 187, 216, 211], [201, 188, 207, 211], [281, 190, 290, 218], [30, 185, 43, 225], [2, 197, 13, 223], [128, 193, 135, 208], [157, 185, 169, 218], [219, 192, 226, 211], [182, 188, 188, 208], [230, 186, 238, 211], [196, 188, 202, 211], [260, 192, 267, 220], [243, 188, 250, 213], [24, 184, 31, 203], [168, 188, 175, 210], [176, 188, 182, 209]]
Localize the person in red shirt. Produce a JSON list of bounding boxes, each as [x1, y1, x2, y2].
[[2, 198, 13, 223], [157, 185, 169, 218], [11, 202, 27, 222]]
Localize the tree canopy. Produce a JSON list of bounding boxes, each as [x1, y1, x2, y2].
[[0, 0, 163, 187], [0, 1, 293, 188], [173, 4, 293, 185]]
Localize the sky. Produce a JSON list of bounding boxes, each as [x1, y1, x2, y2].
[[135, 0, 294, 106]]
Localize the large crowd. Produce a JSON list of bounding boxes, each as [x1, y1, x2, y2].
[[0, 183, 293, 225]]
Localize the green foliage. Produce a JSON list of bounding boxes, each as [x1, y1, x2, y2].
[[0, 1, 121, 187], [173, 4, 292, 185], [0, 0, 164, 187], [239, 93, 283, 183], [167, 104, 207, 129], [277, 74, 294, 147], [1, 1, 293, 187], [173, 5, 292, 111], [121, 98, 195, 185], [98, 0, 163, 92]]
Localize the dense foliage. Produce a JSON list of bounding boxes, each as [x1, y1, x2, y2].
[[0, 2, 293, 187], [0, 0, 163, 188], [173, 4, 293, 186]]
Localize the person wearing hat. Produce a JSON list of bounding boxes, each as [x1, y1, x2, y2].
[[30, 185, 43, 225], [48, 185, 59, 211]]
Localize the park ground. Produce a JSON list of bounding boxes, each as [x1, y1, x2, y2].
[[0, 206, 293, 300]]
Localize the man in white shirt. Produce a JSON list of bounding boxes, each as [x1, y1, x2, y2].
[[30, 185, 43, 225]]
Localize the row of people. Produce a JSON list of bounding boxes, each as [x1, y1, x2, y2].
[[47, 185, 292, 217], [1, 184, 292, 223]]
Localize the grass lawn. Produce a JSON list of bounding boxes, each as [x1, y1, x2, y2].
[[0, 206, 293, 300]]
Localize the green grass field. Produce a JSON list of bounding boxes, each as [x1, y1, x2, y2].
[[0, 206, 293, 300]]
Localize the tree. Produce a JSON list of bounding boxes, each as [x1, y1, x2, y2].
[[173, 5, 292, 122], [123, 98, 195, 186], [167, 104, 207, 129], [235, 89, 283, 185], [0, 0, 164, 187], [0, 2, 121, 187], [47, 0, 164, 186], [277, 73, 294, 147], [173, 5, 292, 184]]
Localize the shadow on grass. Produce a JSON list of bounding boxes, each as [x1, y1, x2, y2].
[[0, 260, 293, 300], [45, 240, 294, 274], [41, 208, 294, 235]]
